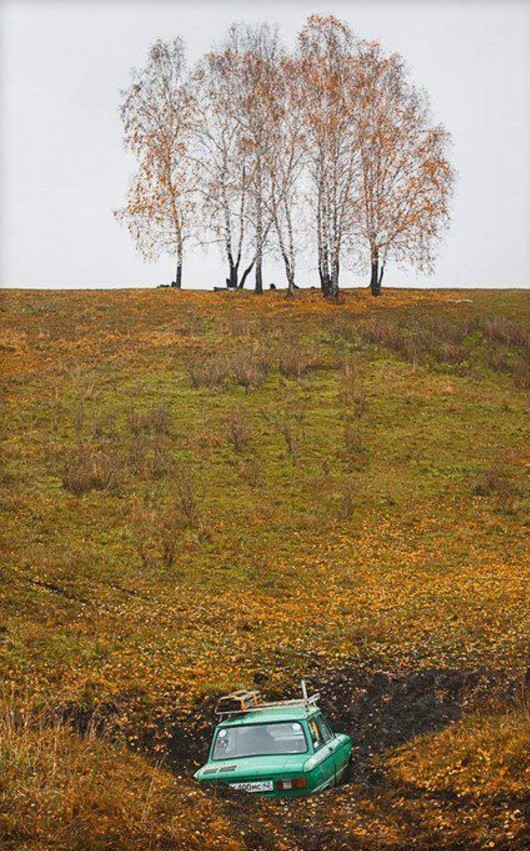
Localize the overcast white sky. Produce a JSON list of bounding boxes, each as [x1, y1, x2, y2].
[[1, 0, 529, 289]]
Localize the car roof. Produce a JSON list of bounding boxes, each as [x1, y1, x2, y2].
[[217, 705, 321, 727]]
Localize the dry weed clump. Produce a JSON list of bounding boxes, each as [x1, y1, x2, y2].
[[172, 461, 200, 528], [269, 410, 305, 459], [343, 417, 365, 455], [360, 315, 475, 366], [513, 356, 530, 389], [338, 357, 367, 416], [472, 464, 521, 510], [483, 316, 530, 349], [185, 354, 229, 389], [362, 316, 402, 351], [237, 456, 261, 487], [61, 445, 122, 496], [339, 480, 357, 519], [229, 347, 270, 391], [127, 434, 173, 480], [126, 404, 172, 437], [225, 409, 253, 454], [130, 499, 179, 570], [130, 471, 199, 570], [185, 334, 325, 392], [276, 335, 326, 378], [186, 348, 270, 391]]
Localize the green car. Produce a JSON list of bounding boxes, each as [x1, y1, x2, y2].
[[194, 688, 352, 798]]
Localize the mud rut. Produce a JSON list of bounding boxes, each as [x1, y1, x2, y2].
[[168, 665, 511, 781]]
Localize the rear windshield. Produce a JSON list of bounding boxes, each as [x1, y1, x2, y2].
[[212, 721, 308, 760]]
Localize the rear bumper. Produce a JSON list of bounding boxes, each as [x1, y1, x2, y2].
[[196, 776, 314, 798]]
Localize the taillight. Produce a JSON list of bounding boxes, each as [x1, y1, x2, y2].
[[276, 777, 307, 790]]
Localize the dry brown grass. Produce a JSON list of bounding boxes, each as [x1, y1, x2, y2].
[[0, 700, 242, 851], [513, 356, 530, 389]]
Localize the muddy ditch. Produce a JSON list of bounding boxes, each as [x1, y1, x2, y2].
[[167, 664, 517, 784]]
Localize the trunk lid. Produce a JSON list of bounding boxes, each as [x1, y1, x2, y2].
[[196, 753, 307, 782]]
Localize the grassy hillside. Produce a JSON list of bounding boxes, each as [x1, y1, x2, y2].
[[1, 287, 529, 849]]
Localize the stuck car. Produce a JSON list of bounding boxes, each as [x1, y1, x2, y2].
[[194, 684, 352, 797]]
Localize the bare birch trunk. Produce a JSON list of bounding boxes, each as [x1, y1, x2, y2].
[[370, 246, 381, 296], [238, 259, 255, 288], [173, 241, 183, 288], [255, 253, 263, 293], [254, 168, 264, 294]]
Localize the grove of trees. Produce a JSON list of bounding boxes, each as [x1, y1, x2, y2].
[[116, 15, 455, 297]]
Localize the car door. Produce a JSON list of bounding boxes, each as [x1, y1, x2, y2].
[[306, 716, 335, 790], [315, 713, 348, 783]]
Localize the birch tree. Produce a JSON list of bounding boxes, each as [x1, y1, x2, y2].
[[264, 55, 306, 295], [298, 15, 361, 297], [115, 39, 198, 288], [194, 50, 255, 289], [355, 41, 455, 296], [219, 23, 281, 294]]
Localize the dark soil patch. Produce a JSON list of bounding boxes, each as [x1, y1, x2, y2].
[[310, 664, 510, 783]]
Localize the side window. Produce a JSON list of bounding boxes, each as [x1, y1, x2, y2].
[[307, 718, 324, 750], [316, 714, 333, 744]]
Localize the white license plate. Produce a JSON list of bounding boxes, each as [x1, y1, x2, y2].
[[230, 780, 273, 793]]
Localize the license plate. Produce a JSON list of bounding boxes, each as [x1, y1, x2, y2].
[[229, 780, 273, 793]]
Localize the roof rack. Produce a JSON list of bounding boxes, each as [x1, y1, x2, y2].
[[215, 680, 320, 717]]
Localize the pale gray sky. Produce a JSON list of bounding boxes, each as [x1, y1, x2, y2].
[[1, 0, 529, 289]]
